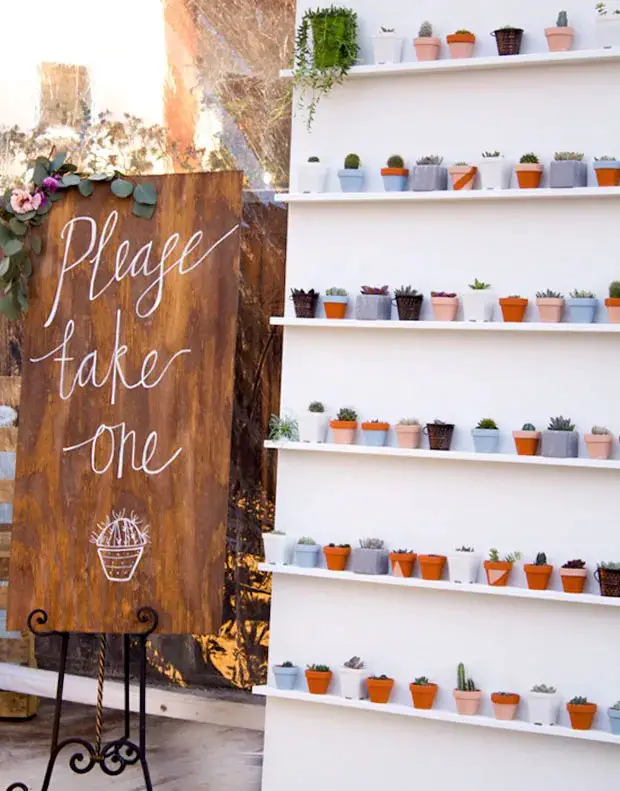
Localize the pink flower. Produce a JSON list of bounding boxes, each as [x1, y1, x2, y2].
[[42, 176, 61, 193], [10, 187, 42, 215]]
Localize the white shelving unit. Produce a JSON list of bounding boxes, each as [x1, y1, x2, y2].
[[271, 317, 620, 333]]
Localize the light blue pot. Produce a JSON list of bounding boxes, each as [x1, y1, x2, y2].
[[471, 428, 500, 453], [273, 665, 299, 690], [594, 160, 620, 171], [609, 708, 620, 735], [565, 298, 597, 324], [362, 429, 388, 447], [294, 544, 320, 568], [338, 169, 365, 193], [382, 174, 408, 192]]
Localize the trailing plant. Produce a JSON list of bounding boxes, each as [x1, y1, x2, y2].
[[397, 417, 420, 426], [547, 415, 575, 431], [482, 151, 502, 158], [469, 278, 491, 290], [554, 151, 584, 161], [344, 153, 361, 169], [394, 286, 420, 297], [599, 561, 620, 569], [520, 153, 540, 164], [268, 414, 300, 441], [534, 552, 548, 566], [307, 663, 330, 672], [431, 291, 457, 298], [610, 281, 620, 298], [568, 696, 589, 705], [488, 548, 522, 563], [562, 559, 586, 569], [418, 21, 434, 37], [456, 662, 478, 692], [570, 289, 595, 298], [278, 660, 295, 667], [476, 418, 498, 430], [455, 546, 475, 552], [556, 10, 569, 25], [522, 423, 536, 431], [360, 285, 389, 295], [387, 154, 405, 168], [308, 401, 325, 413], [298, 536, 317, 545], [336, 406, 357, 421], [591, 425, 611, 435], [344, 656, 364, 669], [536, 288, 564, 299], [532, 684, 557, 694], [413, 676, 431, 685], [359, 538, 385, 550], [325, 286, 348, 296], [416, 154, 443, 166]]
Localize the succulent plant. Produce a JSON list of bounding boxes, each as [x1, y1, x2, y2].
[[394, 285, 421, 297], [418, 20, 433, 37], [359, 537, 385, 550], [308, 401, 325, 413], [522, 423, 536, 431], [298, 536, 316, 545], [469, 278, 491, 290], [360, 285, 389, 296], [344, 153, 361, 169], [279, 660, 295, 667], [344, 655, 364, 669], [556, 10, 569, 25], [595, 155, 617, 161], [453, 161, 469, 167], [554, 151, 584, 161], [531, 683, 557, 694], [336, 407, 357, 421], [416, 154, 443, 166], [431, 291, 457, 298], [536, 289, 564, 299], [393, 548, 415, 554], [482, 151, 502, 158], [534, 552, 548, 566], [291, 287, 318, 298], [489, 548, 522, 562], [268, 414, 300, 441], [599, 561, 620, 570], [570, 289, 595, 298], [379, 26, 395, 33], [307, 663, 330, 672], [455, 29, 474, 34], [455, 546, 475, 552], [610, 281, 620, 298], [568, 696, 589, 705], [547, 415, 575, 432], [611, 701, 620, 710], [520, 153, 540, 164], [325, 287, 348, 296], [457, 662, 478, 692], [562, 559, 586, 569], [327, 543, 351, 548], [397, 418, 420, 426], [368, 674, 391, 680], [591, 425, 611, 435], [476, 418, 498, 430], [308, 156, 320, 163], [387, 154, 405, 168], [413, 676, 431, 685]]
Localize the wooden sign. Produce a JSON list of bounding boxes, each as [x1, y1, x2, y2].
[[7, 172, 242, 634]]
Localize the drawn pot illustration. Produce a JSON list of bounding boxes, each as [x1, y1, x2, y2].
[[273, 664, 299, 690], [410, 682, 438, 709], [305, 669, 332, 695], [395, 424, 422, 449], [500, 297, 528, 322], [389, 551, 417, 578], [454, 690, 482, 716], [491, 692, 520, 720], [323, 545, 351, 571], [418, 554, 447, 581], [92, 511, 149, 583], [329, 419, 358, 445], [524, 563, 553, 590], [559, 567, 587, 594], [513, 430, 540, 456], [361, 421, 389, 447], [366, 676, 394, 704], [567, 702, 597, 730], [484, 560, 514, 587]]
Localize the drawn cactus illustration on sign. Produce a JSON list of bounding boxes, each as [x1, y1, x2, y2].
[[90, 511, 150, 583]]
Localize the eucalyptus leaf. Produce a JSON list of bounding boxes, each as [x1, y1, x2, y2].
[[49, 191, 64, 202], [132, 200, 155, 220], [35, 156, 50, 168], [51, 152, 67, 171], [9, 218, 26, 236], [133, 183, 157, 206], [29, 215, 44, 227], [22, 256, 33, 277], [36, 202, 52, 215], [78, 179, 94, 197], [111, 179, 134, 199], [0, 258, 9, 277], [19, 210, 36, 221], [62, 173, 81, 187], [3, 238, 23, 256], [0, 226, 10, 246], [33, 162, 49, 187], [30, 236, 42, 255], [0, 293, 20, 320], [16, 287, 28, 312]]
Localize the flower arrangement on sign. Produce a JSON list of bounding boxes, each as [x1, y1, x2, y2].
[[90, 510, 151, 583]]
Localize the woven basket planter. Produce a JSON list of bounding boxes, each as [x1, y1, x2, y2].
[[595, 567, 620, 597], [426, 423, 455, 451], [292, 293, 318, 318], [395, 295, 423, 321], [492, 27, 523, 55]]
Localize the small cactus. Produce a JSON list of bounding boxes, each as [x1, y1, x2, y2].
[[418, 20, 433, 37], [413, 676, 431, 685], [387, 154, 405, 168], [591, 425, 611, 435], [325, 286, 348, 296], [279, 660, 294, 667], [476, 418, 498, 430], [298, 536, 316, 545], [556, 10, 568, 26], [568, 696, 589, 705], [610, 281, 620, 298], [308, 401, 325, 413], [457, 662, 477, 692], [336, 407, 357, 422], [308, 156, 320, 163], [534, 552, 548, 566], [522, 423, 536, 431], [344, 153, 361, 169], [307, 663, 330, 672], [520, 153, 540, 164]]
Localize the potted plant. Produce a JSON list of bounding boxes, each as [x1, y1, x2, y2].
[[425, 419, 455, 450], [565, 289, 597, 323], [448, 162, 478, 191], [594, 156, 620, 186], [567, 697, 597, 730], [527, 684, 560, 725], [380, 154, 409, 192], [484, 548, 522, 586], [290, 287, 319, 318], [338, 153, 365, 192], [394, 286, 423, 320], [431, 291, 459, 321], [361, 419, 390, 447], [395, 418, 422, 449], [513, 423, 540, 456], [595, 561, 620, 596], [298, 156, 328, 193], [500, 295, 528, 322], [305, 663, 332, 695], [454, 663, 482, 715], [263, 530, 293, 565], [524, 552, 554, 590], [356, 285, 392, 320], [550, 152, 587, 189], [609, 701, 620, 735], [323, 543, 351, 571], [605, 280, 620, 322], [273, 661, 299, 690], [418, 553, 447, 580], [414, 21, 441, 60], [294, 536, 321, 568], [268, 414, 300, 442], [409, 677, 439, 709], [366, 674, 394, 704], [492, 25, 524, 55], [340, 656, 366, 700], [559, 559, 588, 593], [536, 289, 564, 322], [447, 29, 476, 58], [412, 155, 447, 191], [545, 10, 574, 50], [584, 425, 613, 459], [515, 153, 544, 188], [351, 538, 389, 575], [541, 415, 578, 458], [372, 26, 404, 64], [595, 2, 620, 48], [491, 692, 520, 720], [479, 151, 511, 190], [299, 401, 329, 443], [462, 278, 494, 322], [448, 546, 482, 584], [323, 287, 349, 319], [389, 548, 417, 578], [330, 406, 358, 444], [472, 418, 500, 453]]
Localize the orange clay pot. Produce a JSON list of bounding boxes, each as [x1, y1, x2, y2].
[[513, 430, 540, 456], [524, 564, 553, 591], [484, 560, 513, 587], [491, 692, 520, 720], [366, 676, 394, 704], [410, 682, 438, 709], [323, 545, 351, 571], [323, 300, 347, 319], [389, 552, 417, 578], [418, 554, 447, 581], [446, 32, 476, 58], [448, 165, 478, 190], [584, 434, 613, 460], [305, 669, 332, 695], [560, 567, 587, 594], [515, 164, 543, 189], [595, 168, 620, 187], [499, 297, 528, 322], [431, 296, 459, 321], [605, 297, 620, 323], [567, 702, 597, 730], [329, 420, 357, 445]]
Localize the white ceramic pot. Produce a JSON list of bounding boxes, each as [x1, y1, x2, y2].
[[596, 16, 620, 48], [462, 290, 495, 322], [372, 33, 404, 64], [340, 667, 366, 700], [299, 412, 329, 444], [527, 692, 560, 726], [262, 533, 293, 565], [448, 552, 482, 584], [298, 162, 328, 194], [478, 158, 511, 190]]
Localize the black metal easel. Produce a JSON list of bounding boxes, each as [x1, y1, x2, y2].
[[6, 606, 159, 791]]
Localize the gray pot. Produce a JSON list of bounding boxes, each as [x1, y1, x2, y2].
[[273, 665, 299, 690], [411, 165, 448, 192], [540, 431, 579, 458], [294, 544, 321, 568], [549, 160, 587, 189], [355, 294, 392, 320], [350, 548, 389, 575]]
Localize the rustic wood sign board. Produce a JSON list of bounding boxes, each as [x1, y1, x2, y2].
[[8, 172, 242, 634]]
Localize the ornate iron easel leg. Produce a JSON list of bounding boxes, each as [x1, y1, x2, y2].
[[137, 631, 154, 791]]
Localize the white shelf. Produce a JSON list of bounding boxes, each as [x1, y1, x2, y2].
[[253, 686, 620, 746], [280, 48, 620, 80], [265, 440, 620, 470], [275, 187, 620, 205], [259, 563, 620, 609], [271, 317, 620, 334]]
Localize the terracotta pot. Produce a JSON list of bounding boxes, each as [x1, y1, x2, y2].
[[395, 424, 422, 449], [584, 434, 613, 460], [418, 554, 447, 581], [329, 420, 357, 445], [305, 669, 332, 695], [431, 296, 459, 321], [484, 560, 513, 587], [447, 32, 475, 58], [453, 689, 482, 716], [410, 682, 438, 709], [323, 545, 351, 571], [366, 676, 394, 704], [324, 299, 347, 319], [448, 165, 478, 190], [524, 564, 553, 591], [595, 168, 620, 187], [513, 430, 540, 456], [605, 297, 620, 323], [500, 297, 528, 322], [567, 702, 597, 730], [536, 298, 564, 322], [491, 692, 520, 720], [389, 552, 417, 578], [414, 37, 441, 61], [545, 26, 574, 52], [515, 164, 543, 189], [560, 567, 587, 594]]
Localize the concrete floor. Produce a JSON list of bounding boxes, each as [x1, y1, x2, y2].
[[0, 701, 263, 790]]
